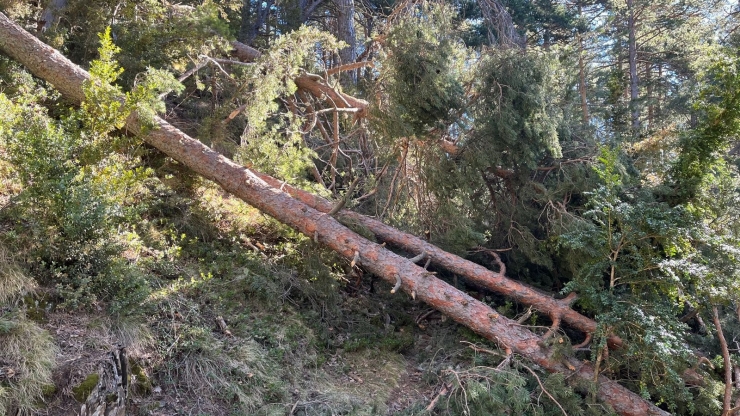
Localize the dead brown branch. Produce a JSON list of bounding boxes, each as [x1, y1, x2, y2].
[[326, 61, 375, 76], [713, 305, 733, 416]]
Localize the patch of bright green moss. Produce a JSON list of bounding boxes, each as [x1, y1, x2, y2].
[[130, 362, 152, 395], [72, 373, 99, 403]]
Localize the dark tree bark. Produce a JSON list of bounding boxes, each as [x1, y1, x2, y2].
[[79, 347, 128, 416], [335, 0, 356, 63], [0, 12, 667, 416], [577, 4, 589, 125], [238, 0, 273, 44], [237, 0, 255, 43]]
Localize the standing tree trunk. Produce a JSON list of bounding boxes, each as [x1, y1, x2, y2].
[[627, 0, 640, 133], [237, 0, 254, 43], [0, 12, 668, 416], [39, 0, 68, 31], [646, 61, 653, 126], [335, 0, 357, 83], [238, 0, 273, 44], [578, 35, 589, 125], [577, 3, 589, 125]]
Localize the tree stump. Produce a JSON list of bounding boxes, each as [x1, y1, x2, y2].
[[79, 347, 128, 416]]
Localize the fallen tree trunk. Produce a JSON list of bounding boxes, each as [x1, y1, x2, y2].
[[0, 13, 666, 416], [254, 172, 623, 349]]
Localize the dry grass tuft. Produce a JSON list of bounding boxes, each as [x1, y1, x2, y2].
[[165, 337, 277, 414], [0, 245, 36, 303], [0, 314, 57, 415]]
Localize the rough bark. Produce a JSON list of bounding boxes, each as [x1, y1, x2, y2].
[[734, 365, 740, 416], [253, 172, 622, 349], [238, 0, 272, 44], [646, 61, 653, 126], [237, 0, 253, 43], [335, 0, 356, 64], [579, 37, 589, 124], [231, 40, 262, 62], [0, 13, 666, 416], [79, 347, 128, 416]]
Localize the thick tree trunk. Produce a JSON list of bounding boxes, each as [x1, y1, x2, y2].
[[253, 172, 623, 349], [0, 13, 667, 416], [237, 0, 254, 43], [646, 61, 653, 126], [335, 0, 356, 64], [334, 0, 357, 84], [578, 36, 589, 125]]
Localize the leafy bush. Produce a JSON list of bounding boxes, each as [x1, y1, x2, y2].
[[0, 28, 181, 313]]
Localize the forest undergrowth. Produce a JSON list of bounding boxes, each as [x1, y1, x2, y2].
[[0, 172, 583, 416]]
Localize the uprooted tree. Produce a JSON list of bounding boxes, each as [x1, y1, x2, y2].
[[0, 10, 675, 416]]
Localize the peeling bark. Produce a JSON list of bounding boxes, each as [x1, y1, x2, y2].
[[0, 13, 665, 415]]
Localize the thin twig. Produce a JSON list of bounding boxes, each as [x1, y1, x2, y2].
[[520, 363, 569, 416], [460, 340, 503, 358], [425, 383, 450, 412]]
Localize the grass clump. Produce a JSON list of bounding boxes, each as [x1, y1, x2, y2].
[[0, 245, 36, 304], [0, 246, 55, 416], [0, 311, 57, 415]]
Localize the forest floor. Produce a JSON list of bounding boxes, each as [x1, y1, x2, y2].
[[36, 281, 465, 415], [9, 183, 497, 416]]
